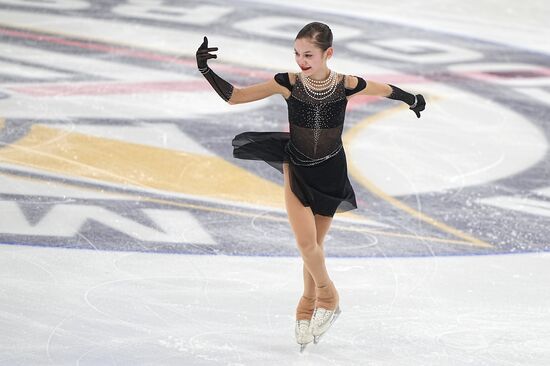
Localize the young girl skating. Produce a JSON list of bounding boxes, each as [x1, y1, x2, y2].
[[196, 21, 425, 352]]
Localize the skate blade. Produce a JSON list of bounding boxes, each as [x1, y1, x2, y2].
[[299, 343, 309, 353], [313, 306, 342, 345]]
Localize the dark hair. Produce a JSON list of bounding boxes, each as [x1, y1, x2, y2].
[[295, 22, 333, 51]]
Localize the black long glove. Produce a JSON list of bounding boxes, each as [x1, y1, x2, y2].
[[387, 84, 426, 118], [196, 36, 234, 103]]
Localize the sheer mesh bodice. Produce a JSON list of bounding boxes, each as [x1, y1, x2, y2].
[[275, 72, 354, 166], [231, 71, 365, 216]]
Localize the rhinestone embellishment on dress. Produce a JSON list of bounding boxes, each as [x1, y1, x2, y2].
[[285, 70, 346, 167]]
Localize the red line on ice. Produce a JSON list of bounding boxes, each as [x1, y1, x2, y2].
[[0, 26, 429, 101], [10, 80, 211, 96]]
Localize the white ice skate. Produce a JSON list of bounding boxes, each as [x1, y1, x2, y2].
[[310, 305, 342, 344], [295, 319, 314, 352]]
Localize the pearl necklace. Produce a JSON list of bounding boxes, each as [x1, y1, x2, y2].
[[300, 70, 338, 101], [306, 72, 334, 86]]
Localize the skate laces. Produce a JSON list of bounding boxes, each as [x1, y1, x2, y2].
[[296, 320, 310, 332], [296, 320, 312, 341]]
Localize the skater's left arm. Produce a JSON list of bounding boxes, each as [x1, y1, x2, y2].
[[347, 76, 426, 118]]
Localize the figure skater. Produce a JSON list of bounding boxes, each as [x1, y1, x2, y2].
[[196, 22, 425, 352]]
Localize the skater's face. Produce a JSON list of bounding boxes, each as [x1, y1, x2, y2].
[[294, 37, 333, 78]]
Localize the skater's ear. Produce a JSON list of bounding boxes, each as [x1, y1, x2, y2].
[[324, 46, 334, 60]]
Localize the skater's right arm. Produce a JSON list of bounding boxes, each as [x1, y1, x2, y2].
[[196, 36, 288, 105], [228, 79, 288, 105]]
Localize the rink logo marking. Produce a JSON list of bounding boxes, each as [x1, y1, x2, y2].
[[0, 124, 285, 209], [344, 103, 493, 249], [0, 170, 477, 247], [0, 200, 216, 244], [476, 196, 550, 219], [0, 2, 548, 255], [0, 21, 523, 249]]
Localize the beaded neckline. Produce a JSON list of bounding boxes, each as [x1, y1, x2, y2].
[[296, 71, 344, 101]]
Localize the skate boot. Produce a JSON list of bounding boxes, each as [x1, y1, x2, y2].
[[310, 281, 341, 344], [295, 295, 315, 352]]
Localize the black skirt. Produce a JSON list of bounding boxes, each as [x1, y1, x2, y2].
[[232, 131, 357, 217]]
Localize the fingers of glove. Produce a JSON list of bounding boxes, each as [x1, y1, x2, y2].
[[415, 104, 425, 112], [197, 53, 218, 61], [199, 36, 208, 49], [196, 53, 216, 69], [196, 48, 218, 56], [198, 36, 218, 52], [196, 50, 217, 56], [196, 53, 217, 66], [197, 47, 218, 53], [417, 95, 426, 108]]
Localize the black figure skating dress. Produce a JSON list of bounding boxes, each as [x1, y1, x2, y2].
[[232, 71, 367, 217]]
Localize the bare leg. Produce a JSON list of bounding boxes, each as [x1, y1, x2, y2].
[[302, 264, 316, 298], [283, 163, 331, 287], [297, 215, 334, 320], [302, 214, 333, 297]]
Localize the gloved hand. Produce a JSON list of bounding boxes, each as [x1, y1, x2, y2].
[[410, 94, 426, 118], [196, 36, 218, 72], [195, 36, 234, 103], [387, 85, 426, 118]]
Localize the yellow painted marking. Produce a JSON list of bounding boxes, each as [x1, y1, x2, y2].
[[0, 169, 477, 247], [0, 117, 485, 247], [343, 100, 494, 249], [0, 124, 285, 208], [0, 124, 360, 219], [0, 26, 495, 244], [0, 24, 364, 220], [141, 197, 476, 246]]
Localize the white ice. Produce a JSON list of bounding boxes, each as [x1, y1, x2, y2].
[[1, 245, 549, 365], [1, 1, 550, 365]]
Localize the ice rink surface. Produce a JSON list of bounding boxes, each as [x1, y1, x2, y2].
[[1, 0, 550, 365]]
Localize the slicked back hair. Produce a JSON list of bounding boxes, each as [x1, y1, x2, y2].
[[295, 22, 333, 52]]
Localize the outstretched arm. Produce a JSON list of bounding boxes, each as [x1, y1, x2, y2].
[[359, 79, 393, 98], [228, 79, 286, 105], [350, 77, 426, 118], [196, 36, 286, 105]]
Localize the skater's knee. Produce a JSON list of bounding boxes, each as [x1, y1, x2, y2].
[[296, 239, 317, 255]]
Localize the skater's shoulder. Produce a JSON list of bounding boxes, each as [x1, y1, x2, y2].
[[274, 71, 297, 90]]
